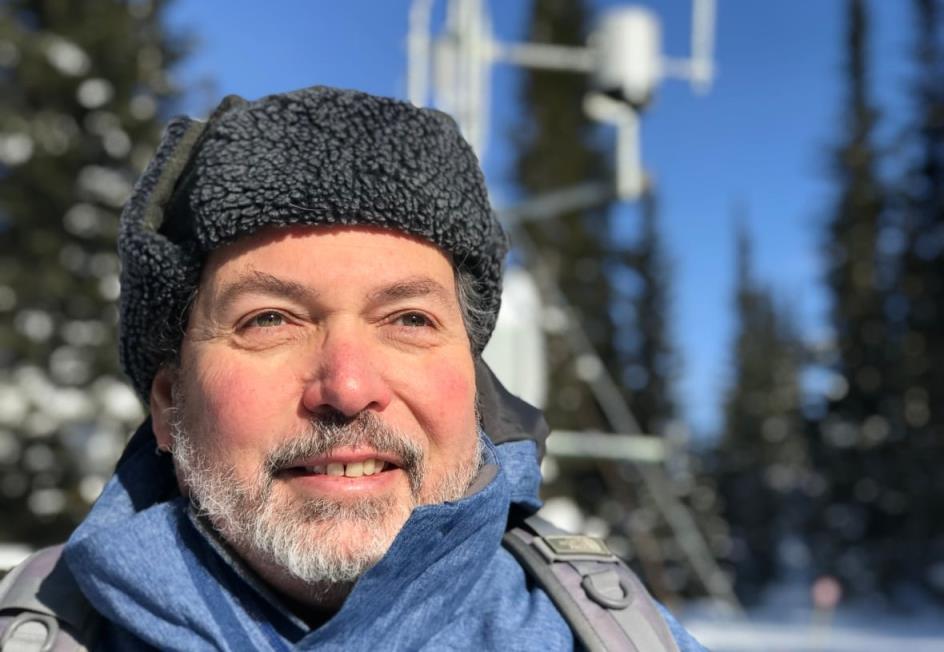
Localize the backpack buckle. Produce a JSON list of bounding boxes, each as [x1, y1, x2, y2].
[[582, 569, 635, 609], [1, 612, 59, 652]]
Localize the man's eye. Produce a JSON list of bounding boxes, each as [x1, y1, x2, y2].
[[396, 312, 432, 328], [249, 311, 285, 328]]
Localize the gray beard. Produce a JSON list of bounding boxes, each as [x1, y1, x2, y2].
[[167, 400, 483, 592]]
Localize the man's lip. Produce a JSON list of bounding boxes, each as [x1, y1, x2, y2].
[[278, 448, 403, 471]]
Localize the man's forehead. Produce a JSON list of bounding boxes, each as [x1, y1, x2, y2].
[[207, 269, 457, 308], [196, 225, 460, 305]]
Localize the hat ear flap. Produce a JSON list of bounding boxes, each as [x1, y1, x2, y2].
[[127, 117, 208, 234], [118, 117, 208, 402]]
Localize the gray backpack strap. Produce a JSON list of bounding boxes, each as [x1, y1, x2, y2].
[[503, 515, 680, 652], [0, 546, 98, 652]]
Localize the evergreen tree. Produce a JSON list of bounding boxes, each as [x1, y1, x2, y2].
[[811, 0, 918, 597], [823, 0, 889, 423], [0, 0, 188, 545], [719, 222, 805, 600], [616, 187, 678, 436], [512, 0, 613, 432], [893, 0, 944, 593]]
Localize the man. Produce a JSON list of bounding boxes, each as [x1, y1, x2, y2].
[[0, 86, 705, 650]]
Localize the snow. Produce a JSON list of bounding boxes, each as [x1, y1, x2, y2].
[[685, 617, 944, 652], [680, 580, 944, 652]]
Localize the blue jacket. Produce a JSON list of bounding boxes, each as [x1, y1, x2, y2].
[[62, 420, 705, 650]]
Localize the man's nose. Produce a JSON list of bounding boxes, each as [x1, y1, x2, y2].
[[301, 331, 392, 418]]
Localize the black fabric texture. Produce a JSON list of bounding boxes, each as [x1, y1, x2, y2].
[[118, 86, 508, 400], [475, 358, 549, 459]]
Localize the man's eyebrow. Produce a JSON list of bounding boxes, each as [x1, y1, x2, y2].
[[366, 276, 454, 307], [213, 270, 316, 313]]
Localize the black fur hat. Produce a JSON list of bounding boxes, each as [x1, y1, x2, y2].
[[117, 86, 507, 401]]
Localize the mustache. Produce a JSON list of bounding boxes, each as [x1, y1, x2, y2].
[[263, 411, 426, 495]]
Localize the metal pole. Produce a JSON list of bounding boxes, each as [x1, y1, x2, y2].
[[408, 0, 436, 106], [547, 430, 668, 463], [500, 181, 613, 224], [491, 42, 595, 72], [615, 105, 643, 198], [690, 0, 716, 92]]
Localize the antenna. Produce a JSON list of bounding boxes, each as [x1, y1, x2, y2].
[[408, 0, 717, 200], [691, 0, 717, 92]]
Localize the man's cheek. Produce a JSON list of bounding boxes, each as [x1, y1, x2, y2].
[[190, 359, 283, 447], [418, 357, 477, 429]]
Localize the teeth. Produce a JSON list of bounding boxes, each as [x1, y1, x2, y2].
[[303, 459, 387, 476]]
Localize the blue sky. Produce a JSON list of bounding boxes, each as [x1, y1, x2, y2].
[[166, 0, 914, 437]]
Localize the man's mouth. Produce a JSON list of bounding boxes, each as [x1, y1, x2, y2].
[[277, 453, 403, 481], [295, 459, 393, 477], [260, 414, 425, 493]]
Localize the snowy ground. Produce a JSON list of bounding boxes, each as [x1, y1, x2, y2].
[[679, 582, 944, 652], [684, 616, 944, 652]]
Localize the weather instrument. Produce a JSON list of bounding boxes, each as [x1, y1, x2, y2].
[[408, 0, 716, 199], [404, 0, 739, 611]]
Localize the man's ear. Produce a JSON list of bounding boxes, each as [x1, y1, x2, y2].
[[150, 366, 176, 452]]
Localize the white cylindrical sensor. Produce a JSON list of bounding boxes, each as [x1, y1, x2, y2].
[[591, 7, 662, 109], [482, 266, 548, 408]]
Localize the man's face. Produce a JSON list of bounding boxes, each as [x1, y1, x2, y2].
[[151, 225, 481, 601]]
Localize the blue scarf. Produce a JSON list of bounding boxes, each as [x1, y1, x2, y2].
[[63, 421, 575, 650]]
